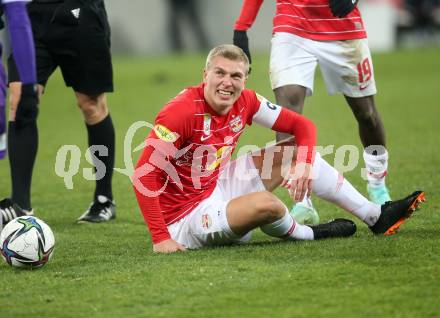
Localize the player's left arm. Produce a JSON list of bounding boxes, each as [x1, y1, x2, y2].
[[251, 94, 317, 201], [251, 95, 316, 163]]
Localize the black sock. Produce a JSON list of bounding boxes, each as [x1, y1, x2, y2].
[[86, 114, 115, 201], [8, 121, 38, 210]]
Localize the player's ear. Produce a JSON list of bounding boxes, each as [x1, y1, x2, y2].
[[202, 69, 208, 83]]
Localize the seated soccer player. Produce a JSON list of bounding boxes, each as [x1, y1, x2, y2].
[[133, 44, 425, 254]]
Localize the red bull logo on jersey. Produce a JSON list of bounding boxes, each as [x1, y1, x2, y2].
[[202, 213, 212, 230], [229, 115, 243, 133], [154, 124, 177, 142]]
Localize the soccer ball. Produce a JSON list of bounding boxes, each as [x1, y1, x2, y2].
[[0, 216, 55, 269]]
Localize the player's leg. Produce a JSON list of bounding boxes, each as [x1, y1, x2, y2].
[[345, 95, 390, 204], [225, 142, 356, 241], [0, 63, 6, 160], [74, 91, 115, 218], [310, 152, 424, 235], [269, 32, 320, 223], [4, 3, 56, 214], [47, 1, 115, 222], [171, 142, 356, 249], [252, 140, 423, 237], [318, 39, 391, 204], [72, 5, 115, 222], [270, 32, 315, 142], [0, 63, 27, 225]]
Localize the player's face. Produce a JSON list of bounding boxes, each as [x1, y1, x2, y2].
[[203, 56, 247, 115]]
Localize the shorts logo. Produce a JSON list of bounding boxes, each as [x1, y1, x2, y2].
[[71, 8, 80, 19], [229, 115, 243, 133], [359, 83, 370, 90], [154, 124, 177, 142], [202, 214, 212, 230]]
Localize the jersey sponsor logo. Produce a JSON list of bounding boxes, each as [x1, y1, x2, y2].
[[229, 115, 243, 133], [153, 124, 177, 142], [202, 213, 212, 230]]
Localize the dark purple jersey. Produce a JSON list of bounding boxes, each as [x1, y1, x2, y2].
[[0, 0, 35, 159]]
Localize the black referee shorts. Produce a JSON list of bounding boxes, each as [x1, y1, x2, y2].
[[8, 0, 113, 95]]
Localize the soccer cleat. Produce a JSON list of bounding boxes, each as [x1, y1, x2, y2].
[[367, 184, 391, 205], [369, 191, 425, 236], [0, 198, 34, 226], [77, 195, 116, 223], [309, 218, 357, 240], [290, 199, 320, 225]]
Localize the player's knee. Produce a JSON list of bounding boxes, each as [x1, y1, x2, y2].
[[254, 192, 286, 222], [77, 94, 108, 124], [274, 86, 305, 111], [352, 103, 379, 127]]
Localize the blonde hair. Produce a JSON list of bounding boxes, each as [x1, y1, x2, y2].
[[205, 44, 250, 75]]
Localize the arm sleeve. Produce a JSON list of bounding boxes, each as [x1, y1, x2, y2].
[[132, 101, 191, 244], [4, 1, 37, 84], [252, 94, 317, 164], [234, 0, 264, 31], [133, 142, 172, 244], [272, 108, 317, 164]]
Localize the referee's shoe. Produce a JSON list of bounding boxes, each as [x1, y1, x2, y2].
[[0, 198, 34, 226], [77, 195, 116, 223]]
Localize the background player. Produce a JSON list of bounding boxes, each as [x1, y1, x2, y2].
[[133, 44, 424, 254], [2, 0, 116, 224], [0, 0, 38, 224], [233, 0, 391, 224]]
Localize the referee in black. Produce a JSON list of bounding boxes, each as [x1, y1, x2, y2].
[[6, 0, 116, 223]]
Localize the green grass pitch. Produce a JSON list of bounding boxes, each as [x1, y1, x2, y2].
[[0, 48, 439, 318]]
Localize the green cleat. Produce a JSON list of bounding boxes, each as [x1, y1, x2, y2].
[[290, 202, 320, 225], [367, 184, 391, 205]]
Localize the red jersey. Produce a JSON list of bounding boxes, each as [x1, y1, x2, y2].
[[234, 0, 367, 41], [134, 84, 316, 243]]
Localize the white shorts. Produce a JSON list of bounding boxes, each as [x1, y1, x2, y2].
[[167, 155, 266, 249], [269, 32, 377, 98]]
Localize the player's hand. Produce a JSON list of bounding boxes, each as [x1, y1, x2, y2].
[[153, 239, 186, 254], [329, 0, 358, 18], [233, 30, 252, 69], [281, 162, 313, 202]]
